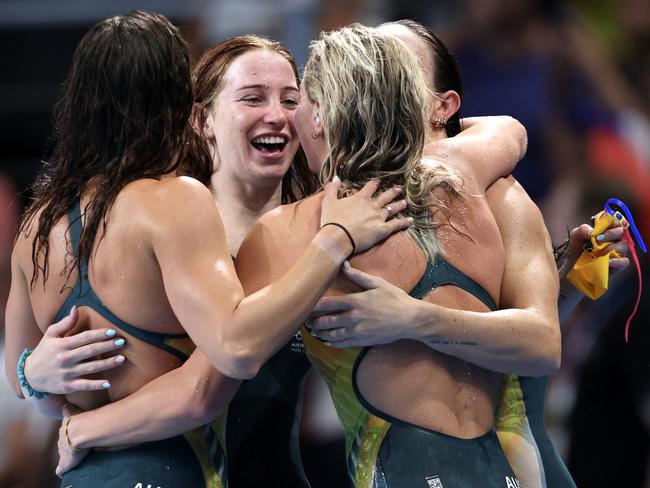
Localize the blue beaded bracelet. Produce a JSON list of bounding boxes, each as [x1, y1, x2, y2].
[[17, 348, 48, 399]]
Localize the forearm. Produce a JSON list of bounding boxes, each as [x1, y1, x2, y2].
[[460, 116, 527, 163], [407, 300, 560, 376], [427, 116, 526, 191], [69, 354, 240, 448], [221, 228, 350, 377]]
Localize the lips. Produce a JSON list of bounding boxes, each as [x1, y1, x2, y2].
[[251, 134, 288, 156]]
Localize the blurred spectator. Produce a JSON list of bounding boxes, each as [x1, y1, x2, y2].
[[1, 1, 648, 486], [0, 172, 58, 487], [567, 255, 650, 487]]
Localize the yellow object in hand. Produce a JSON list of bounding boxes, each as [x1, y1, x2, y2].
[[567, 211, 623, 300]]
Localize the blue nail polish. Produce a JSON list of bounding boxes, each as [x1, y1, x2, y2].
[[597, 234, 606, 241], [106, 329, 116, 337], [102, 382, 111, 389], [114, 338, 125, 346]]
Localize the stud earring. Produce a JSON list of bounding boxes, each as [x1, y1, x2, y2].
[[431, 115, 447, 128], [314, 112, 320, 123]]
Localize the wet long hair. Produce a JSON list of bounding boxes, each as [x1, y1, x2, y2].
[[189, 35, 319, 204], [303, 24, 463, 258], [385, 19, 464, 137], [19, 11, 213, 288]]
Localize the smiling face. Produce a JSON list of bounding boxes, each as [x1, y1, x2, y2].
[[204, 49, 300, 188]]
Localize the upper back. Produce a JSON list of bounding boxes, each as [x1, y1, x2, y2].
[[15, 177, 194, 334], [242, 183, 504, 308]]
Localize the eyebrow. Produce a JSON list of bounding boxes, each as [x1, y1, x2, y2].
[[236, 84, 299, 93]]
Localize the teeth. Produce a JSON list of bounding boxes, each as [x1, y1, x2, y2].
[[252, 136, 287, 144]]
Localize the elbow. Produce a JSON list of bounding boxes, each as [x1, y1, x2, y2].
[[9, 381, 24, 399], [497, 116, 528, 162], [512, 118, 528, 161], [5, 365, 25, 399], [213, 343, 262, 380]]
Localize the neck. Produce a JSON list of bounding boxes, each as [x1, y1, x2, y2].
[[425, 126, 448, 145], [210, 170, 283, 256]]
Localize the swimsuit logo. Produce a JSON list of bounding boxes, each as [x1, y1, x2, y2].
[[425, 475, 444, 488], [133, 483, 161, 488], [290, 330, 305, 354], [505, 476, 521, 488]]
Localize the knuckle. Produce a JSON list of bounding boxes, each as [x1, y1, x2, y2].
[[312, 319, 326, 331], [89, 342, 106, 355], [55, 351, 69, 365]]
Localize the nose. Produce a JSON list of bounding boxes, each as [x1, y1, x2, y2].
[[263, 99, 288, 126]]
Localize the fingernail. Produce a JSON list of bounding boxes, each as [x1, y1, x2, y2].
[[115, 355, 125, 364], [597, 234, 605, 241], [333, 175, 340, 183], [343, 260, 351, 269], [102, 382, 111, 389], [114, 338, 125, 347], [407, 216, 414, 223], [106, 329, 116, 337], [69, 305, 77, 314]]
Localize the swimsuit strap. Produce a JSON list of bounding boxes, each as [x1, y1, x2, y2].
[[57, 201, 189, 362], [410, 255, 497, 311]]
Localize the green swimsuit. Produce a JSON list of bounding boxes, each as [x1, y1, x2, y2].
[[57, 201, 226, 488], [303, 255, 520, 488]]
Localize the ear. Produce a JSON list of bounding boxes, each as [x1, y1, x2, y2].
[[191, 103, 215, 140], [431, 90, 461, 124], [311, 101, 324, 139]]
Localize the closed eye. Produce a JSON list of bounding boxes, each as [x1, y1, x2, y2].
[[241, 96, 263, 104], [282, 98, 299, 108]]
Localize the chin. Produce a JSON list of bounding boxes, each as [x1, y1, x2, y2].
[[253, 165, 290, 186]]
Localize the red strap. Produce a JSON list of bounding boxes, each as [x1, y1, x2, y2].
[[623, 230, 642, 342]]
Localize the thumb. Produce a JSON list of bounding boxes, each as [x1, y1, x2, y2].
[[342, 261, 383, 290], [45, 306, 79, 337], [569, 224, 593, 245]]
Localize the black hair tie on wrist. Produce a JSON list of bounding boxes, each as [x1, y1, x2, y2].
[[321, 222, 356, 255]]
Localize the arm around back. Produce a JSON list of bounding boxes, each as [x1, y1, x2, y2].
[[149, 177, 408, 379]]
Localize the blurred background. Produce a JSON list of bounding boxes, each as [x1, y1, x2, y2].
[[0, 0, 648, 486]]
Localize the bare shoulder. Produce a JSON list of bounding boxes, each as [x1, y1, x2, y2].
[[235, 194, 322, 293], [11, 205, 67, 272], [487, 176, 544, 228], [487, 176, 554, 270], [115, 176, 217, 236], [239, 193, 322, 262], [119, 176, 213, 215]]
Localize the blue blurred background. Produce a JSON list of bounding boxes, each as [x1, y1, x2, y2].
[[0, 0, 648, 486]]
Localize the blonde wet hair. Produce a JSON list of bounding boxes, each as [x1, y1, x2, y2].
[[303, 23, 463, 258]]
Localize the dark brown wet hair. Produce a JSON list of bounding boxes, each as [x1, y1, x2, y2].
[[20, 10, 212, 287], [189, 34, 318, 204]]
